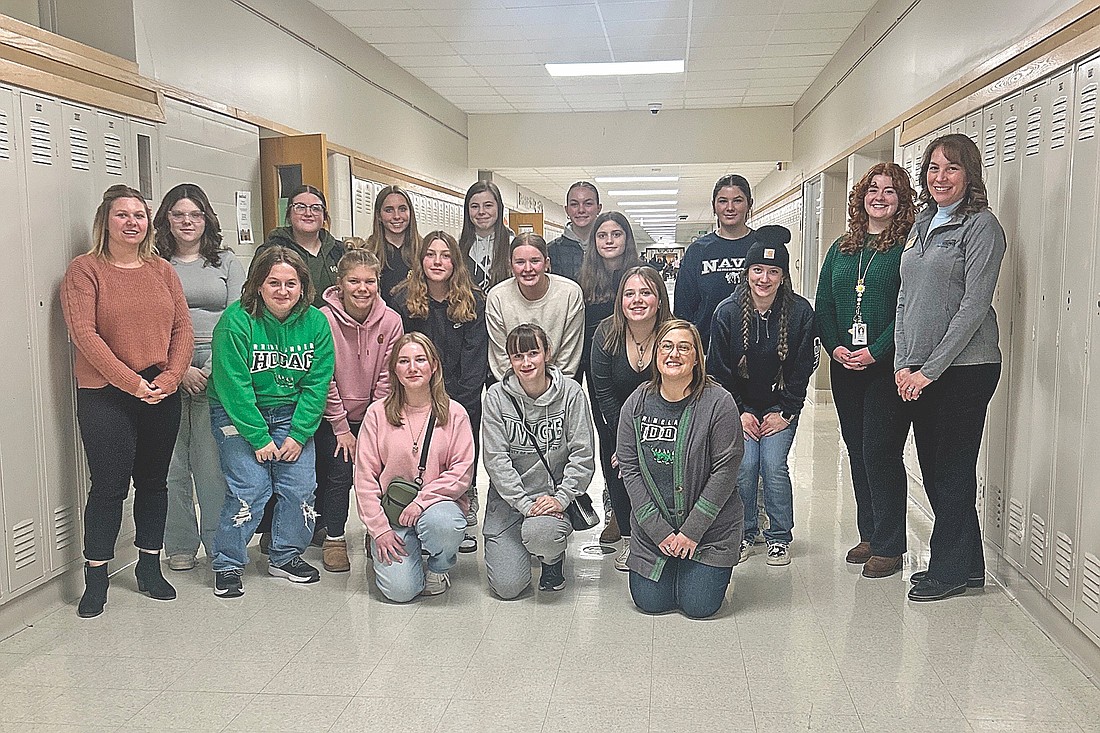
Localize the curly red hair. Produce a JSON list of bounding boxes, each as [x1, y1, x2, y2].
[[840, 162, 917, 254]]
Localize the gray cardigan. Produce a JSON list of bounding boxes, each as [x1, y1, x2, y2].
[[616, 382, 745, 581], [894, 207, 1006, 380]]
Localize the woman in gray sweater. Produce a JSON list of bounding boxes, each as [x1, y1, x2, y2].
[[617, 319, 745, 619], [896, 133, 1006, 602]]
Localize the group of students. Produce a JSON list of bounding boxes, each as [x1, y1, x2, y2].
[[61, 130, 1005, 622]]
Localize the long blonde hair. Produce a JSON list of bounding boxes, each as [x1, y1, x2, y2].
[[383, 332, 451, 428], [392, 231, 480, 323], [90, 185, 156, 260]]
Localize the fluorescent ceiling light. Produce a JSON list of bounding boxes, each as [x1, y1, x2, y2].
[[596, 176, 679, 183], [625, 208, 677, 213], [619, 200, 677, 207], [608, 189, 678, 197], [545, 60, 684, 77]]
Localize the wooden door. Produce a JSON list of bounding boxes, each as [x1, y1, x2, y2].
[[259, 133, 327, 239]]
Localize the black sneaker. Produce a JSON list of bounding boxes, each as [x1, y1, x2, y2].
[[214, 569, 244, 598], [539, 558, 566, 592], [269, 556, 320, 584], [909, 570, 984, 588]]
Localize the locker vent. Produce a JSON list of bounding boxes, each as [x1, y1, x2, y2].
[[69, 126, 90, 170], [1025, 107, 1042, 156], [1082, 552, 1100, 612], [1006, 498, 1025, 545], [54, 504, 75, 550], [1054, 531, 1073, 587], [987, 483, 1004, 530], [12, 519, 36, 569], [1002, 116, 1018, 162], [967, 124, 980, 146], [0, 108, 9, 159], [104, 133, 123, 176], [1078, 83, 1097, 141], [1028, 513, 1046, 565], [983, 125, 997, 167], [1051, 94, 1068, 149], [29, 117, 52, 165]]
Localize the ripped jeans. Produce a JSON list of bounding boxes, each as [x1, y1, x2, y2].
[[209, 402, 317, 570]]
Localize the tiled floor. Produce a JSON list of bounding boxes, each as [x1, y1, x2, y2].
[[0, 405, 1098, 732]]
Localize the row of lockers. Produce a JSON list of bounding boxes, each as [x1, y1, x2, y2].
[[899, 53, 1100, 645], [350, 176, 465, 241], [0, 86, 165, 604]]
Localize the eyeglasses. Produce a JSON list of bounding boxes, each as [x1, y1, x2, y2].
[[168, 211, 204, 222], [290, 203, 325, 215], [658, 341, 695, 355]]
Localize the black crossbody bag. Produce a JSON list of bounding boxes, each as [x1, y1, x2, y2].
[[506, 394, 598, 531]]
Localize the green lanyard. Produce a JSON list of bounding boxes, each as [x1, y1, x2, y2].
[[633, 401, 694, 530]]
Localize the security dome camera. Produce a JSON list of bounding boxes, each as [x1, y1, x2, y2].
[[649, 103, 662, 115]]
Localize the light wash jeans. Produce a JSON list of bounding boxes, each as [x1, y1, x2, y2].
[[369, 501, 466, 602], [737, 408, 798, 544], [209, 402, 317, 570], [164, 379, 227, 559]]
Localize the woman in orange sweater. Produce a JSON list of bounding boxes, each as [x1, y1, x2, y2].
[[60, 184, 193, 618]]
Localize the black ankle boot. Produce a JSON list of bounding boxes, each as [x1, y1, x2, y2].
[[78, 563, 109, 618], [135, 552, 176, 601]]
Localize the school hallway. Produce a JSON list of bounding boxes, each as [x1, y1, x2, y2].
[[0, 400, 1096, 733]]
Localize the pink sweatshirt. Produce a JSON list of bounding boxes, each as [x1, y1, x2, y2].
[[354, 399, 475, 540], [321, 286, 404, 435]]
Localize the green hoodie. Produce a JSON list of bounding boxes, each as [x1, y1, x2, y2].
[[209, 300, 335, 450], [254, 227, 344, 308]]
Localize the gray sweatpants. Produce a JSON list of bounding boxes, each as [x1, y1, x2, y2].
[[484, 514, 572, 600]]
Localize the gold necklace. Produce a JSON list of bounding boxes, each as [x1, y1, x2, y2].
[[405, 407, 431, 454]]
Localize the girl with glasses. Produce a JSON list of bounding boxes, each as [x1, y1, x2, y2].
[[154, 183, 245, 573], [617, 319, 744, 618]]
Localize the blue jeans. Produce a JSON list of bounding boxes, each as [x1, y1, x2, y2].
[[629, 559, 733, 619], [737, 408, 797, 544], [370, 501, 466, 602], [209, 402, 317, 570]]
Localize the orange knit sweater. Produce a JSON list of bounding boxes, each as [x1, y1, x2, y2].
[[60, 254, 193, 395]]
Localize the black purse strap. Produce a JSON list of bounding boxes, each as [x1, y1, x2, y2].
[[506, 393, 554, 481], [413, 410, 437, 485]]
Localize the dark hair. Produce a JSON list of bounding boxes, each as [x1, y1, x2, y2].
[[154, 183, 226, 266], [567, 181, 600, 205], [283, 185, 329, 226], [841, 163, 918, 254], [368, 185, 421, 273], [602, 265, 672, 355], [737, 279, 794, 388], [90, 184, 155, 260], [917, 133, 989, 215], [506, 322, 551, 359], [712, 174, 752, 209], [393, 230, 479, 323], [579, 211, 642, 304], [459, 180, 512, 286], [241, 245, 314, 318]]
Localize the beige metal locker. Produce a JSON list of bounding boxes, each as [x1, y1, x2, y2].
[[352, 176, 374, 238], [1050, 57, 1099, 617], [1, 87, 46, 594]]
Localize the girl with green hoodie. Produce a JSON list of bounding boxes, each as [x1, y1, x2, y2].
[[208, 246, 335, 598]]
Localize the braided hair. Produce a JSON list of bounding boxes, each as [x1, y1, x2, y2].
[[737, 279, 794, 390]]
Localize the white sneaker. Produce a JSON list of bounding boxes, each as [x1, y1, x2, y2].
[[422, 570, 450, 596], [614, 538, 630, 571], [766, 542, 791, 566], [739, 540, 755, 563]]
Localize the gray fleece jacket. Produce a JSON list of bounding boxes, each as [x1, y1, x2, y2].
[[481, 365, 595, 533], [617, 382, 745, 581], [894, 206, 1006, 380]]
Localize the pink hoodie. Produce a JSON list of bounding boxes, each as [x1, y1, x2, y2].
[[321, 285, 404, 435], [354, 399, 475, 539]]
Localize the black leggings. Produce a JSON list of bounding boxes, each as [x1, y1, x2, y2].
[[77, 375, 182, 561]]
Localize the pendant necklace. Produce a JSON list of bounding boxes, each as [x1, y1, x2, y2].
[[629, 329, 652, 370], [405, 407, 430, 454], [848, 248, 877, 343]]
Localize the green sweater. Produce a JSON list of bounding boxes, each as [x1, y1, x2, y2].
[[209, 300, 335, 450], [815, 234, 903, 361]]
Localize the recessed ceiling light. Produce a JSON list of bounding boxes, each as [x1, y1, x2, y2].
[[619, 200, 678, 207], [595, 176, 679, 183], [608, 189, 678, 197], [545, 60, 684, 77]]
